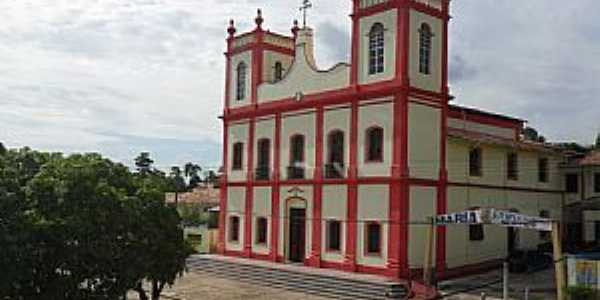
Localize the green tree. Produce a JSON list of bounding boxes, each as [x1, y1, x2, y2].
[[0, 142, 6, 155], [184, 162, 202, 190], [596, 133, 600, 149], [135, 152, 155, 176], [0, 148, 189, 300]]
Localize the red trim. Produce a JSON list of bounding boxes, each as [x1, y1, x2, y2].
[[229, 42, 295, 57], [350, 1, 359, 86], [408, 0, 449, 21], [270, 113, 281, 261], [448, 106, 523, 131], [344, 99, 359, 272], [218, 121, 229, 254], [243, 119, 256, 257], [356, 1, 397, 19], [309, 106, 324, 267], [436, 0, 450, 271]]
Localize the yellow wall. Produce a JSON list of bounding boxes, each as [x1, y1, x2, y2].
[[408, 102, 441, 180], [263, 50, 294, 83]]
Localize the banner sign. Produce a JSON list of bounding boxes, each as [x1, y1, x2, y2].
[[435, 208, 552, 232]]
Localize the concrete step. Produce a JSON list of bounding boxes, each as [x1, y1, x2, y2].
[[187, 256, 407, 300]]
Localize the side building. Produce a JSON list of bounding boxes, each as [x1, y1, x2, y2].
[[217, 0, 565, 279]]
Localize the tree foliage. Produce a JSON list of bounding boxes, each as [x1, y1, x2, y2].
[[0, 148, 190, 300], [596, 133, 600, 149]]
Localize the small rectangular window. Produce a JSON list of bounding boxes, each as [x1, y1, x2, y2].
[[229, 216, 240, 242], [326, 220, 341, 252], [469, 224, 484, 241], [365, 222, 382, 255], [507, 152, 519, 181], [469, 148, 483, 177], [595, 173, 600, 193], [256, 217, 268, 245], [538, 158, 549, 183], [566, 174, 579, 193]]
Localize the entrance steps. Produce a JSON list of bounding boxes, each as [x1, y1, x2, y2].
[[187, 254, 410, 300]]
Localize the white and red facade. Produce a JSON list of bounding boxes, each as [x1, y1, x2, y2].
[[217, 0, 565, 280]]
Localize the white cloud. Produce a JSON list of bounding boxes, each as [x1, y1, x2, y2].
[[0, 0, 598, 168]]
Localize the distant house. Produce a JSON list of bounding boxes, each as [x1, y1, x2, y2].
[[166, 184, 220, 208], [562, 151, 600, 244]]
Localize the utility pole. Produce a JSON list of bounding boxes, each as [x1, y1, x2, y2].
[[552, 221, 566, 300]]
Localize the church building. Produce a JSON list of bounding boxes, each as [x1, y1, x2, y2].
[[217, 0, 565, 279]]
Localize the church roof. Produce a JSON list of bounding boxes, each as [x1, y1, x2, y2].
[[449, 104, 526, 125]]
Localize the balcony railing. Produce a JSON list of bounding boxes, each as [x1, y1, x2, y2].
[[255, 166, 270, 181], [324, 163, 345, 179], [287, 166, 305, 180]]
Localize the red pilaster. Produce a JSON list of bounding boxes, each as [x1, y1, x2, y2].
[[436, 0, 450, 272], [244, 119, 256, 257], [218, 121, 229, 254], [344, 98, 359, 272], [350, 0, 360, 86], [309, 106, 325, 267], [270, 113, 282, 261]]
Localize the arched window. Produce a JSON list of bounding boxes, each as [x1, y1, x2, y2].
[[368, 23, 385, 75], [288, 135, 305, 179], [274, 61, 283, 82], [256, 139, 270, 180], [236, 62, 247, 101], [232, 142, 244, 170], [419, 23, 433, 75], [366, 126, 384, 162], [326, 130, 345, 178]]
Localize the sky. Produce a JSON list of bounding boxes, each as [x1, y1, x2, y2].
[[0, 0, 599, 170]]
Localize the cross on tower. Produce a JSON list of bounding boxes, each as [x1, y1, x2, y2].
[[299, 0, 312, 28]]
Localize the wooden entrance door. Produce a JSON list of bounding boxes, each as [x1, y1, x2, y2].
[[288, 208, 306, 263]]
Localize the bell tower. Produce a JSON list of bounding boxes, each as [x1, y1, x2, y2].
[[350, 0, 449, 93]]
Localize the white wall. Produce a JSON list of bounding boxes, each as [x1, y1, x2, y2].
[[358, 9, 397, 85], [281, 112, 316, 180], [408, 10, 443, 92], [229, 51, 252, 108], [357, 185, 389, 267], [226, 187, 246, 252], [228, 122, 249, 182], [252, 187, 272, 255], [358, 100, 393, 177], [408, 186, 437, 268], [321, 185, 348, 262]]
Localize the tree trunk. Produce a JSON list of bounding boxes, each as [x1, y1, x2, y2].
[[135, 282, 149, 300], [151, 280, 164, 300]]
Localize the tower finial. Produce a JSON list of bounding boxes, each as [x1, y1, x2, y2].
[[291, 19, 300, 38], [299, 0, 312, 28], [255, 9, 264, 29], [227, 19, 236, 37]]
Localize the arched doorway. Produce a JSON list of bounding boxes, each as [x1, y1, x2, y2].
[[285, 197, 307, 263]]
